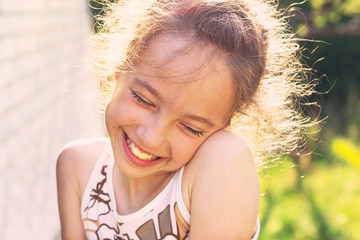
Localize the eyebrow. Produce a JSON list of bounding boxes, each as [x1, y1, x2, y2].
[[133, 77, 215, 128], [183, 114, 215, 128], [133, 77, 163, 102]]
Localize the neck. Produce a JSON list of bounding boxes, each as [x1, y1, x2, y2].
[[112, 168, 175, 215]]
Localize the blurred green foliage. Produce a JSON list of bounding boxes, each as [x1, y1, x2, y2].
[[281, 0, 360, 36], [259, 156, 360, 239], [309, 0, 360, 28], [332, 138, 360, 169], [259, 1, 360, 239]]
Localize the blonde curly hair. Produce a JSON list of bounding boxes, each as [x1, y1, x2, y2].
[[89, 0, 317, 168]]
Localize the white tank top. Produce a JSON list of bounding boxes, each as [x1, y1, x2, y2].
[[81, 141, 260, 240]]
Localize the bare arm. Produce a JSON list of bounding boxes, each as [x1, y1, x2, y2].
[[56, 139, 106, 240], [186, 131, 260, 240]]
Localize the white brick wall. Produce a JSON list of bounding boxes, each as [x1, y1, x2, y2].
[[0, 1, 104, 239]]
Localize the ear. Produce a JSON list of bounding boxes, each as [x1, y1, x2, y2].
[[113, 71, 127, 83], [114, 71, 120, 80]]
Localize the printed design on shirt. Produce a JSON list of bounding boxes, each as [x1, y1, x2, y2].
[[83, 164, 189, 240], [136, 205, 179, 240], [84, 165, 112, 221], [83, 164, 121, 239]]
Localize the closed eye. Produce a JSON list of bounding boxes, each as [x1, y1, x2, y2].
[[181, 124, 204, 137], [130, 90, 154, 108]]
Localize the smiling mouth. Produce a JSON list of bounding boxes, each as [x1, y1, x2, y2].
[[125, 135, 160, 161]]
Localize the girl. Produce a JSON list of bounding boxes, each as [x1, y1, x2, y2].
[[57, 0, 315, 239]]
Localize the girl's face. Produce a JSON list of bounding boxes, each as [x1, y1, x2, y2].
[[105, 34, 235, 179]]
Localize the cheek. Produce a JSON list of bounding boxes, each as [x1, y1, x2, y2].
[[105, 101, 117, 132], [172, 137, 203, 164], [105, 98, 127, 128], [105, 92, 143, 132], [105, 78, 132, 123]]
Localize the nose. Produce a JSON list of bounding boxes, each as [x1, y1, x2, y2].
[[136, 113, 168, 151]]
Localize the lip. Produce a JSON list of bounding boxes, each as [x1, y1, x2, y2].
[[122, 131, 165, 167]]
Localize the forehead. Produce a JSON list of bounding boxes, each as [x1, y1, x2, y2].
[[134, 34, 236, 125], [138, 34, 229, 83]]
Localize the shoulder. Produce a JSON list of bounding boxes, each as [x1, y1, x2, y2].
[[185, 130, 258, 186], [57, 137, 108, 172], [56, 137, 108, 197], [57, 137, 108, 162], [183, 130, 260, 239], [197, 129, 253, 161]]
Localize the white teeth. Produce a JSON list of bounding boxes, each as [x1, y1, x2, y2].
[[126, 137, 157, 161]]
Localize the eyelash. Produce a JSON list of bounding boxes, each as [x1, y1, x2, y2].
[[130, 90, 154, 108], [182, 124, 204, 137]]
